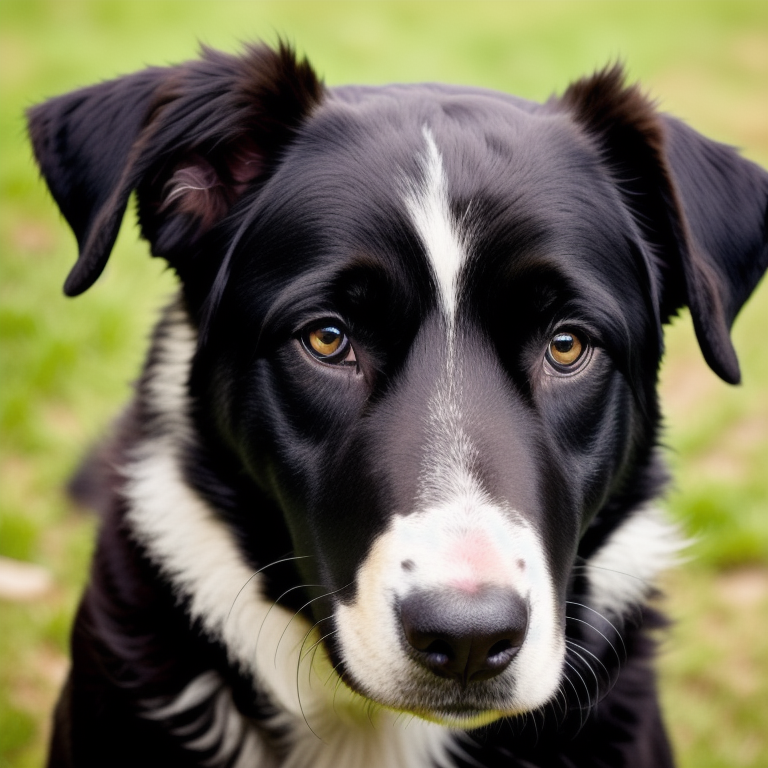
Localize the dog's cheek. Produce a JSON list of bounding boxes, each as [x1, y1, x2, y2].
[[534, 356, 639, 515], [225, 352, 372, 533]]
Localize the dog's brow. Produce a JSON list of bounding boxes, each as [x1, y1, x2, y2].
[[403, 127, 468, 324]]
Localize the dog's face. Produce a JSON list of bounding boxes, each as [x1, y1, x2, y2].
[[28, 45, 768, 728], [198, 98, 661, 724]]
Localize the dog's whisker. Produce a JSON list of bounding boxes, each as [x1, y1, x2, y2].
[[302, 625, 335, 666], [529, 708, 540, 747], [298, 618, 334, 664], [564, 607, 626, 667], [308, 631, 332, 687], [564, 640, 601, 700], [226, 555, 310, 625], [562, 660, 592, 738], [570, 617, 623, 670], [256, 582, 323, 658], [560, 662, 587, 729], [565, 637, 613, 686], [397, 710, 410, 730], [565, 658, 594, 713], [566, 602, 627, 647], [273, 582, 353, 667], [572, 561, 653, 586], [324, 658, 344, 689], [537, 702, 552, 737], [566, 599, 628, 639], [292, 621, 334, 745], [365, 698, 377, 729], [293, 619, 327, 732], [294, 616, 328, 689], [518, 710, 529, 737], [559, 684, 571, 725], [553, 684, 569, 727], [300, 625, 337, 691], [295, 682, 325, 745], [331, 670, 347, 717]]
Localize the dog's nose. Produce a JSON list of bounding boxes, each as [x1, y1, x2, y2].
[[400, 586, 528, 685]]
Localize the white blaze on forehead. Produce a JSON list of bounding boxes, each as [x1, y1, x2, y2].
[[403, 127, 467, 322], [402, 128, 480, 511]]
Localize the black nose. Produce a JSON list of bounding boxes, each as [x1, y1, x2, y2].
[[400, 586, 528, 685]]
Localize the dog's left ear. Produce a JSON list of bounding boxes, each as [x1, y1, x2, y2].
[[559, 66, 768, 384]]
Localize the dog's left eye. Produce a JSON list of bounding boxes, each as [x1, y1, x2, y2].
[[301, 323, 356, 365]]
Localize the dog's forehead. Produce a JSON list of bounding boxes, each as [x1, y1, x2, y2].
[[289, 85, 629, 271], [306, 84, 593, 200], [234, 83, 645, 334]]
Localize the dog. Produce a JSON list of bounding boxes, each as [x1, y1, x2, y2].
[[28, 43, 768, 768]]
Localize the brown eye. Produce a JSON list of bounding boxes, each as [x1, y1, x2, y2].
[[301, 323, 356, 365], [310, 326, 342, 355], [547, 331, 584, 370]]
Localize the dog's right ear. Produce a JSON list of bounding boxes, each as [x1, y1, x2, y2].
[[27, 43, 323, 296]]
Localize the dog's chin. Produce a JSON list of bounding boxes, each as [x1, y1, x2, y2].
[[410, 706, 509, 729], [342, 677, 521, 730], [334, 669, 513, 729]]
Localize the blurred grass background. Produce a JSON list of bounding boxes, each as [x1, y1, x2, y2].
[[0, 1, 766, 766]]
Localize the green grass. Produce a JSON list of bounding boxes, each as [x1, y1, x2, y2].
[[1, 1, 766, 766]]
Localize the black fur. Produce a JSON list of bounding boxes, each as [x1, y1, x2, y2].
[[29, 44, 768, 768]]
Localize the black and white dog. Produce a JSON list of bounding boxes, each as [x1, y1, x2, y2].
[[29, 44, 767, 768]]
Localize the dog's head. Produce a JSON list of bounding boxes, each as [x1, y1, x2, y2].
[[29, 44, 768, 726]]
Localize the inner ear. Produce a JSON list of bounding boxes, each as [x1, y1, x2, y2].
[[160, 139, 264, 233]]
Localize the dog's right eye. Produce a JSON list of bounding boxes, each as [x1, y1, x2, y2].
[[300, 323, 356, 365], [544, 330, 589, 375]]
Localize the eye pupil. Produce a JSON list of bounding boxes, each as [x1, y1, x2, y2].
[[316, 327, 340, 347]]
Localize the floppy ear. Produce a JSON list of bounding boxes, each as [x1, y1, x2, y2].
[[559, 66, 768, 384], [660, 117, 768, 383], [27, 43, 323, 296]]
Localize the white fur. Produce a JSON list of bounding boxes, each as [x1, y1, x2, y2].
[[143, 307, 199, 436], [145, 671, 273, 767], [586, 506, 687, 619], [403, 128, 468, 323], [336, 500, 563, 727], [125, 301, 457, 768]]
